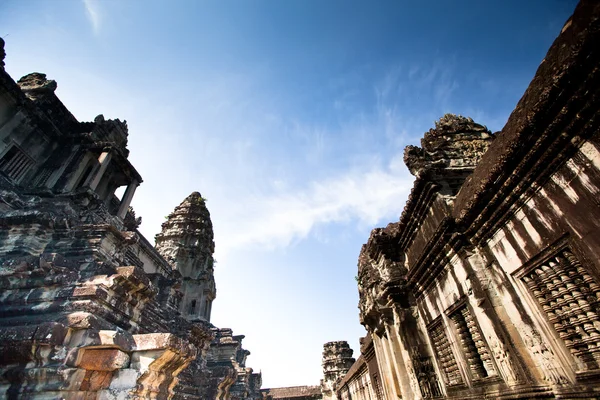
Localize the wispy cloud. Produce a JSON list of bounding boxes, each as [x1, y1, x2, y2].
[[82, 0, 101, 35], [216, 155, 412, 256]]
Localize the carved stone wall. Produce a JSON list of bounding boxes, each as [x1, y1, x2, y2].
[[352, 1, 600, 399]]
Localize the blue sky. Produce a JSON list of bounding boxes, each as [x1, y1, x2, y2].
[[1, 0, 578, 388]]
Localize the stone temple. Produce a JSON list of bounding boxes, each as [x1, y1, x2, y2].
[[265, 0, 600, 399], [1, 0, 600, 399], [327, 0, 600, 399], [0, 37, 262, 399]]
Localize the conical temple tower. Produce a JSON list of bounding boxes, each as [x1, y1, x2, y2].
[[155, 191, 216, 321], [321, 341, 355, 400]]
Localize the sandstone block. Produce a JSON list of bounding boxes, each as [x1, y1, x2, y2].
[[78, 348, 130, 371]]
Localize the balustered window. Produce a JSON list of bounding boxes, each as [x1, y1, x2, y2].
[[0, 145, 34, 183], [449, 305, 496, 380], [522, 249, 600, 372], [429, 319, 463, 386], [371, 373, 384, 400]]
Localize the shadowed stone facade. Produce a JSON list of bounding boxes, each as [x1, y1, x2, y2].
[[337, 0, 600, 399], [0, 37, 261, 399]]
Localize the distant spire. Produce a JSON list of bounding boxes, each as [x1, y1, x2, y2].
[[155, 191, 215, 279]]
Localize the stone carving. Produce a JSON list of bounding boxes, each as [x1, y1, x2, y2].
[[522, 249, 600, 372], [449, 306, 496, 380], [156, 191, 216, 322], [409, 347, 443, 398], [123, 206, 142, 231], [348, 1, 600, 398], [0, 39, 261, 399], [321, 341, 355, 400], [404, 114, 494, 193], [428, 320, 463, 386], [357, 222, 408, 334], [17, 72, 58, 100], [524, 333, 569, 384], [489, 337, 520, 384]]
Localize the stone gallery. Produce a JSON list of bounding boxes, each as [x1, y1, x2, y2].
[[339, 0, 600, 399], [0, 0, 599, 399]]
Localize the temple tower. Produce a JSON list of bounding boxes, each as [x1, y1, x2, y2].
[[403, 114, 494, 195], [155, 191, 216, 321], [321, 341, 355, 400]]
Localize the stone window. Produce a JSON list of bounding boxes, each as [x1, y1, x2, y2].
[[189, 299, 197, 315], [0, 145, 34, 183], [371, 372, 384, 400], [448, 305, 496, 380], [521, 248, 600, 372], [32, 167, 53, 187], [428, 318, 464, 386]]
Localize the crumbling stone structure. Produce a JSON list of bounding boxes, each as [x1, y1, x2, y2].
[[261, 386, 322, 400], [0, 36, 261, 399], [155, 191, 216, 322], [320, 342, 355, 400], [261, 341, 356, 400], [350, 0, 600, 399]]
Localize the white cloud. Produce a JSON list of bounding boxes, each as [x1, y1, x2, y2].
[[82, 0, 102, 35], [215, 155, 413, 257]]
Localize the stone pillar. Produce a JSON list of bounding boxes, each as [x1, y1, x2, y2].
[[207, 300, 213, 320], [88, 151, 112, 191], [62, 152, 93, 192], [378, 333, 403, 399], [45, 146, 80, 189], [385, 323, 413, 399], [117, 180, 139, 219], [372, 335, 398, 400]]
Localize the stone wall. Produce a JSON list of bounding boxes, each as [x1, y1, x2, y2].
[[354, 0, 600, 399], [335, 335, 384, 400]]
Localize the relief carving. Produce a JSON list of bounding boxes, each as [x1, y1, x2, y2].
[[488, 337, 520, 384]]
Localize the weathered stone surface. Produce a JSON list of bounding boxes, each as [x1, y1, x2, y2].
[[404, 114, 493, 186], [262, 385, 322, 399], [351, 1, 600, 399], [78, 349, 131, 371], [155, 191, 216, 322], [0, 37, 261, 399], [321, 341, 355, 400]]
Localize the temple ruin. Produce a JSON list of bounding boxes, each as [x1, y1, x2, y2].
[[335, 0, 600, 399], [1, 0, 600, 398], [0, 36, 262, 399]]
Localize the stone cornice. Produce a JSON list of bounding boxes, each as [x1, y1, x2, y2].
[[453, 0, 600, 239]]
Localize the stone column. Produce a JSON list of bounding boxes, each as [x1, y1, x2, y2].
[[372, 335, 399, 400], [61, 153, 91, 192], [117, 180, 139, 219], [88, 151, 112, 191]]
